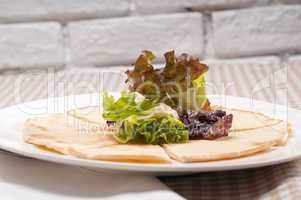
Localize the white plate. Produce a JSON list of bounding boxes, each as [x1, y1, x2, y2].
[[0, 93, 300, 175]]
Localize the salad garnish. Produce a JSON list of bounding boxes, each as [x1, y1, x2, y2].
[[103, 50, 233, 144], [103, 92, 189, 144], [103, 91, 157, 121], [126, 50, 211, 112], [117, 113, 189, 144]]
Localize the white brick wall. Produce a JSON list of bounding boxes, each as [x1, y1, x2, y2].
[[212, 6, 301, 58], [204, 56, 281, 66], [133, 0, 268, 14], [0, 0, 129, 23], [272, 0, 301, 4], [0, 1, 300, 70], [67, 13, 204, 66], [0, 23, 64, 69]]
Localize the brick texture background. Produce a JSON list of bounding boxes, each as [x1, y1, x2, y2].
[[0, 0, 300, 70]]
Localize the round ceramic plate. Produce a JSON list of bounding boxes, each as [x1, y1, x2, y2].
[[0, 93, 300, 175]]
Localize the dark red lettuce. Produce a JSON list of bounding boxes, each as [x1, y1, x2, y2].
[[126, 50, 210, 112]]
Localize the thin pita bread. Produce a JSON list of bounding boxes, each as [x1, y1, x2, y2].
[[229, 122, 290, 146], [24, 106, 292, 164], [23, 114, 171, 163], [69, 144, 172, 163], [163, 140, 269, 163], [213, 106, 282, 131], [163, 122, 290, 163], [23, 114, 117, 154], [67, 106, 105, 125]]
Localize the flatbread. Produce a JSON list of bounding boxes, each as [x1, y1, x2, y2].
[[163, 140, 268, 163], [23, 114, 171, 163], [24, 106, 292, 164], [23, 114, 117, 154], [229, 122, 290, 146], [213, 106, 282, 131], [163, 122, 290, 163], [67, 106, 105, 125], [69, 144, 172, 163]]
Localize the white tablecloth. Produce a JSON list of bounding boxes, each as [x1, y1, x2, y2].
[[0, 153, 184, 200]]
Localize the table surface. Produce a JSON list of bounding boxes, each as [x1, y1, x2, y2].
[[0, 60, 300, 200]]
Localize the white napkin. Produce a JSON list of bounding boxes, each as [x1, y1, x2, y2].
[[0, 153, 184, 200]]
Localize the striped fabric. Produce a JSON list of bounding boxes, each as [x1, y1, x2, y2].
[[0, 60, 300, 200]]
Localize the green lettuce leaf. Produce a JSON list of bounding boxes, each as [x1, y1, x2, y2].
[[102, 92, 157, 121], [181, 73, 210, 111], [103, 92, 188, 144], [115, 113, 189, 144]]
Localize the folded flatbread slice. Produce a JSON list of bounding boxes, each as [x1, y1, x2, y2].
[[69, 144, 172, 163], [24, 114, 117, 154], [229, 121, 290, 146], [163, 140, 268, 163], [67, 106, 105, 125], [163, 122, 290, 163], [213, 106, 282, 131]]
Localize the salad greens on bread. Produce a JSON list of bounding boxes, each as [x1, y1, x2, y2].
[[116, 112, 188, 144], [103, 91, 157, 121], [102, 50, 233, 145], [103, 92, 189, 144]]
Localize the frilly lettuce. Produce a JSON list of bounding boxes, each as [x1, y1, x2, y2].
[[116, 113, 189, 144], [126, 50, 211, 112], [102, 92, 189, 144], [103, 91, 157, 121]]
